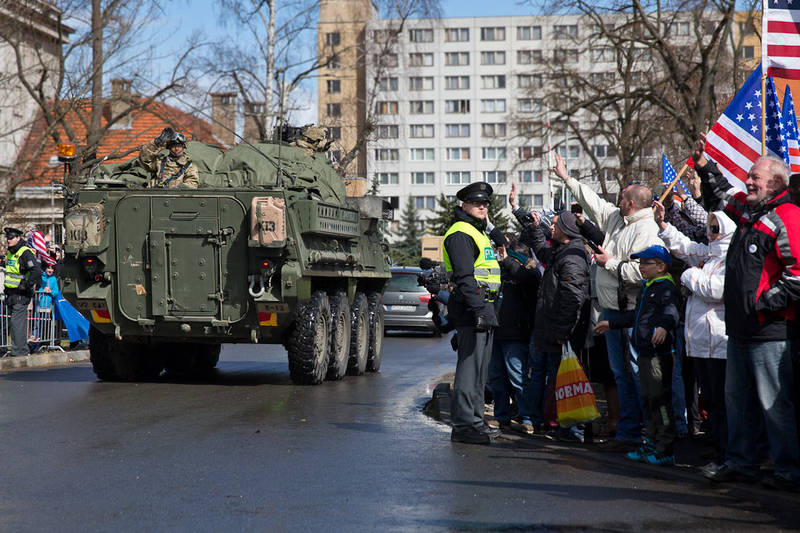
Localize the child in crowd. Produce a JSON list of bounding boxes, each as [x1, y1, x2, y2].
[[595, 244, 680, 465]]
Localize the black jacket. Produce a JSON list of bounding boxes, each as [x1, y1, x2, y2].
[[698, 160, 800, 341], [443, 207, 499, 327], [495, 256, 540, 342], [527, 227, 591, 354], [609, 276, 680, 357]]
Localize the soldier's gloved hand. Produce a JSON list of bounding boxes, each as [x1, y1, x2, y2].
[[474, 315, 489, 332], [154, 127, 175, 147]]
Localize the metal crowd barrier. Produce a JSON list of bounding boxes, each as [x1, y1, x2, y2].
[[0, 290, 66, 354]]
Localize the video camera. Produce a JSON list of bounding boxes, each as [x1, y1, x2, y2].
[[417, 258, 450, 296]]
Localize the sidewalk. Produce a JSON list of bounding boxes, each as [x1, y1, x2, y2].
[[0, 349, 89, 371]]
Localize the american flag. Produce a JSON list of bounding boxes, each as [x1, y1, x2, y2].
[[781, 85, 800, 173], [704, 65, 788, 191], [26, 229, 56, 266], [661, 154, 689, 195], [764, 0, 800, 80]]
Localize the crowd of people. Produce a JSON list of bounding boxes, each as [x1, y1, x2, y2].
[[439, 136, 800, 493]]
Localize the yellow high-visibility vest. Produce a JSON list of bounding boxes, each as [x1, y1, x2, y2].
[[4, 245, 33, 289], [442, 221, 501, 300]]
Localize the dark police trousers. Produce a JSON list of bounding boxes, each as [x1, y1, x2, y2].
[[452, 326, 494, 428], [6, 291, 31, 356]]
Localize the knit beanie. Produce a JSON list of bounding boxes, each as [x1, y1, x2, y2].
[[555, 211, 582, 239]]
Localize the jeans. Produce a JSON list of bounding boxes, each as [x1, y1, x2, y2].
[[672, 332, 688, 435], [725, 337, 800, 481], [488, 340, 531, 424], [526, 340, 561, 427], [603, 308, 643, 442]]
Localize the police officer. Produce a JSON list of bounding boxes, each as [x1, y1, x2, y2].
[[139, 127, 199, 189], [443, 182, 502, 444], [3, 228, 41, 356]]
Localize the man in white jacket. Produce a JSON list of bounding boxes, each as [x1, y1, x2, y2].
[[551, 153, 664, 450]]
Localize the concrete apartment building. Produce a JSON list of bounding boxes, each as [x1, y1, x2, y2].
[[318, 4, 760, 232]]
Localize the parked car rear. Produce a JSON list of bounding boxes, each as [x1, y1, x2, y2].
[[383, 267, 438, 334]]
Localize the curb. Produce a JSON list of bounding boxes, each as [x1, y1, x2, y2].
[[0, 349, 90, 371]]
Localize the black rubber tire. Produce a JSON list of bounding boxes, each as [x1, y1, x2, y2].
[[89, 326, 117, 381], [194, 344, 221, 373], [365, 292, 384, 373], [347, 292, 369, 376], [287, 290, 331, 385], [326, 291, 351, 381]]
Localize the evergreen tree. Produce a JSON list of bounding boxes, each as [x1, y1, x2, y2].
[[391, 196, 423, 265], [487, 194, 511, 234], [367, 175, 380, 196], [427, 193, 459, 236]]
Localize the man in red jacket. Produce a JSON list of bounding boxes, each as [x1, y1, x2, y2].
[[693, 135, 800, 491]]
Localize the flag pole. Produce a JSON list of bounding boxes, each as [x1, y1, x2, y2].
[[657, 163, 689, 205], [762, 0, 768, 155]]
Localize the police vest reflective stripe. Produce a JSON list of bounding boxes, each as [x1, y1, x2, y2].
[[4, 245, 33, 289], [442, 221, 502, 299]]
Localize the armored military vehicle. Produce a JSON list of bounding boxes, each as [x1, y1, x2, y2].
[[60, 138, 391, 385]]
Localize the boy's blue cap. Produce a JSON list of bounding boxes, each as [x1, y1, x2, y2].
[[631, 244, 671, 266]]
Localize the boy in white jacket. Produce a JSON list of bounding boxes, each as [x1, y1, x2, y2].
[[654, 201, 736, 469]]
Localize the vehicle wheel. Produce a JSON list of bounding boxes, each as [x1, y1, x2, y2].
[[287, 290, 330, 385], [89, 326, 117, 380], [137, 347, 165, 380], [194, 343, 221, 373], [365, 292, 384, 373], [347, 292, 369, 376], [326, 291, 351, 381]]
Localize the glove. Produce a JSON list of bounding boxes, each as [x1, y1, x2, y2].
[[474, 315, 489, 332], [154, 127, 175, 147]]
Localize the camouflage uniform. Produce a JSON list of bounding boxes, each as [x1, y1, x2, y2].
[[139, 140, 199, 189]]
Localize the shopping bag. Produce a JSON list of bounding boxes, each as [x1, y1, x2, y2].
[[555, 342, 600, 427]]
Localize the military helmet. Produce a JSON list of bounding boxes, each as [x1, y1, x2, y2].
[[166, 131, 187, 147]]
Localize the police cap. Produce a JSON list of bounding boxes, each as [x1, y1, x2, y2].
[[3, 227, 23, 239], [456, 182, 493, 203]]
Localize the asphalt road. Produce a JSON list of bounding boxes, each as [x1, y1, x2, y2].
[[0, 332, 798, 531]]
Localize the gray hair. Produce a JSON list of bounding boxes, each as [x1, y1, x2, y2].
[[753, 155, 790, 187]]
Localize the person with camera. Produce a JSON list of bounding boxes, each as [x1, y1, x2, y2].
[[443, 182, 502, 445], [3, 227, 41, 357], [139, 127, 199, 189]]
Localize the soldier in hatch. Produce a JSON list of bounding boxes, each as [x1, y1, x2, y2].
[[139, 127, 199, 189]]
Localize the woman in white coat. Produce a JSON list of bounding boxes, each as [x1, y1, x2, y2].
[[654, 202, 736, 468]]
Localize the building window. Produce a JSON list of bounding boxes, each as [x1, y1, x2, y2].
[[590, 72, 616, 85], [326, 103, 341, 117], [446, 147, 470, 160], [533, 194, 544, 207], [445, 123, 470, 137], [445, 99, 470, 113], [378, 77, 398, 91], [409, 148, 435, 161], [553, 24, 578, 39], [328, 54, 340, 69], [373, 29, 395, 43], [741, 45, 755, 59], [326, 79, 341, 93], [481, 147, 507, 160], [517, 74, 543, 89], [444, 27, 469, 42], [481, 123, 506, 138], [592, 144, 617, 158], [409, 100, 434, 114], [444, 75, 470, 90], [483, 170, 507, 183], [739, 21, 753, 35], [517, 49, 543, 65], [327, 127, 341, 140], [517, 25, 542, 40], [480, 51, 506, 65], [445, 52, 470, 66], [517, 98, 542, 113], [591, 47, 615, 62], [446, 171, 471, 185], [668, 21, 690, 36], [480, 98, 506, 113], [517, 121, 542, 136], [409, 28, 434, 42], [375, 53, 399, 68], [374, 149, 399, 161], [409, 124, 434, 138], [519, 194, 532, 206], [481, 75, 506, 89], [376, 125, 399, 139], [383, 196, 400, 210], [409, 76, 434, 90], [376, 172, 399, 185], [414, 196, 436, 210], [376, 101, 398, 115], [518, 146, 543, 159], [409, 53, 434, 67], [553, 48, 579, 63], [480, 26, 506, 41], [325, 32, 340, 46], [327, 150, 341, 163], [411, 172, 435, 185]]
